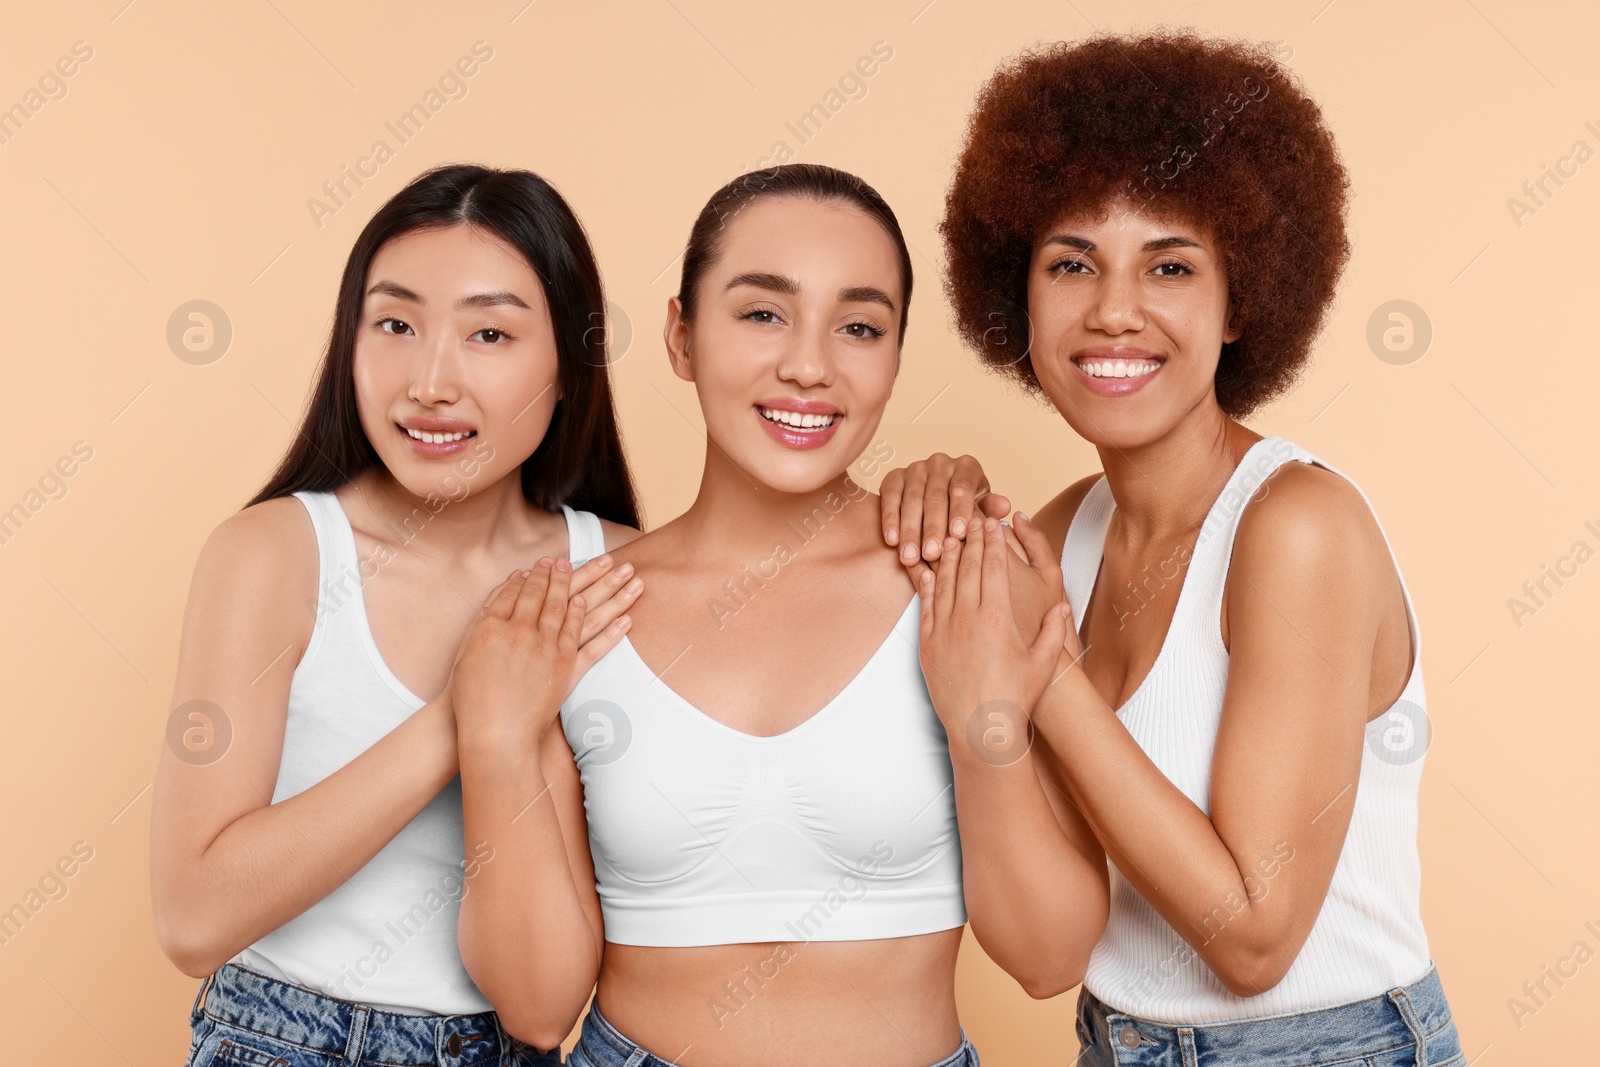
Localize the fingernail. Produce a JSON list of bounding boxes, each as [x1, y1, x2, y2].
[[1017, 511, 1031, 523], [617, 562, 634, 578], [556, 559, 572, 572], [626, 577, 643, 595], [616, 615, 631, 631], [924, 538, 939, 556], [886, 526, 898, 543], [902, 545, 917, 562], [520, 569, 533, 578]]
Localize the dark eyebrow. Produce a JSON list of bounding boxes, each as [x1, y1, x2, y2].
[[366, 280, 422, 302], [455, 290, 530, 310], [725, 272, 896, 313], [365, 282, 531, 311], [1141, 235, 1203, 252], [1039, 234, 1204, 253], [724, 271, 799, 295], [838, 285, 896, 313]]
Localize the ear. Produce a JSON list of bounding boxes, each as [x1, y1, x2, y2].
[[1223, 300, 1243, 345], [664, 296, 695, 383]]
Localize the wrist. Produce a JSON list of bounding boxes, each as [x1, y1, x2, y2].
[[458, 726, 544, 773], [1035, 663, 1098, 732], [943, 696, 1038, 773]]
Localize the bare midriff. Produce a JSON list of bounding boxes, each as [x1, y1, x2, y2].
[[594, 928, 965, 1067]]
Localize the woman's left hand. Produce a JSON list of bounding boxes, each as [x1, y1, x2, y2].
[[918, 516, 1073, 766]]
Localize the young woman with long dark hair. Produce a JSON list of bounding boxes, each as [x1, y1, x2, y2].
[[448, 163, 1110, 1066], [152, 164, 646, 1067]]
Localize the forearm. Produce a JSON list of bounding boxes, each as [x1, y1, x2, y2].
[[154, 696, 461, 975], [457, 742, 599, 1046], [946, 742, 1109, 999], [1033, 677, 1297, 991]]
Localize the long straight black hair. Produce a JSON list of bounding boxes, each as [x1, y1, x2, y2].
[[247, 164, 640, 528]]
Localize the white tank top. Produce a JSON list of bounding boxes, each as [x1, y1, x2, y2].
[[559, 593, 967, 947], [229, 489, 607, 1014], [1064, 436, 1433, 1023]]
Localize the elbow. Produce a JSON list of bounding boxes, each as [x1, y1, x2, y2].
[[1019, 967, 1083, 1001], [972, 930, 1088, 1001], [493, 1006, 576, 1053], [1208, 944, 1295, 998], [152, 895, 227, 979], [460, 954, 582, 1052], [155, 922, 225, 980]]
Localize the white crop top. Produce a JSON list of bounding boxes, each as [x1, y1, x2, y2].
[[560, 593, 967, 947], [229, 491, 606, 1014]]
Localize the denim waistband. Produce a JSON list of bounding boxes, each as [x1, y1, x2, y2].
[[192, 962, 551, 1066], [576, 996, 980, 1066], [1078, 965, 1456, 1066]]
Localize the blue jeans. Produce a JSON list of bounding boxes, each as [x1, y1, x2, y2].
[[1075, 964, 1462, 1066], [182, 962, 561, 1066], [567, 996, 980, 1066]]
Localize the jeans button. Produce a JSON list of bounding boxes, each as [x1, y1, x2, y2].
[[1118, 1025, 1142, 1049], [446, 1033, 463, 1056]]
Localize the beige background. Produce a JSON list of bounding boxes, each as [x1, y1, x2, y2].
[[2, 0, 1595, 1062]]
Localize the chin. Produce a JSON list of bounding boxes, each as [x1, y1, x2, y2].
[[727, 439, 862, 496], [1048, 393, 1174, 452]]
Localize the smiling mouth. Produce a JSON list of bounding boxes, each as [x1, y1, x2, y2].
[[399, 424, 477, 444], [756, 405, 840, 432], [1072, 357, 1163, 379]]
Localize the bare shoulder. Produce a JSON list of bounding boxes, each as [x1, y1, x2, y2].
[[178, 496, 319, 688], [1029, 472, 1103, 559], [1231, 460, 1391, 596], [603, 515, 682, 572], [189, 496, 318, 631], [598, 517, 642, 553], [198, 496, 316, 586]]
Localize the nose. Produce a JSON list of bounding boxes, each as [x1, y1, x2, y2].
[[409, 332, 462, 406], [775, 321, 834, 390], [1082, 264, 1146, 337]]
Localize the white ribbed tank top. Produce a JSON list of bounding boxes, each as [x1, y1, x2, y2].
[[229, 489, 606, 1014], [1063, 436, 1433, 1023]]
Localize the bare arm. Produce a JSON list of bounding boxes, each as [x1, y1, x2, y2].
[[1033, 465, 1392, 995], [455, 561, 625, 1048], [149, 500, 462, 978], [918, 516, 1110, 999], [150, 503, 643, 982]]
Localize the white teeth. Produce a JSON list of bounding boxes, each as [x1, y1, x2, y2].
[[1080, 360, 1160, 379], [759, 407, 837, 430], [403, 426, 473, 443]]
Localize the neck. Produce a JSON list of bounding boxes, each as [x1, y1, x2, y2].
[[352, 464, 544, 560], [675, 444, 871, 560], [1095, 400, 1260, 545]]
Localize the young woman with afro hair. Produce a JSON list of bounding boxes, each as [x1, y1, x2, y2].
[[887, 31, 1465, 1064]]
